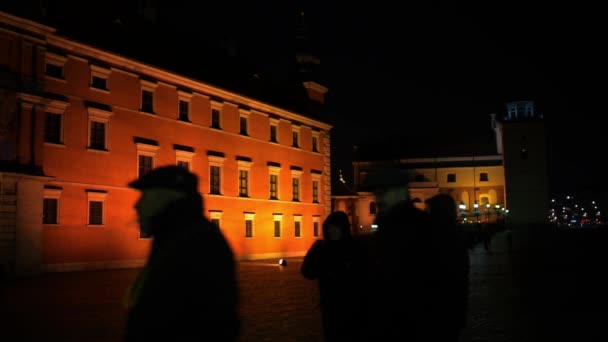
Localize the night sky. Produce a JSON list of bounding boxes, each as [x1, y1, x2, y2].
[[3, 1, 606, 198]]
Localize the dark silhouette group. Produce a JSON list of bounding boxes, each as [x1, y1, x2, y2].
[[124, 165, 469, 342], [302, 167, 470, 341]]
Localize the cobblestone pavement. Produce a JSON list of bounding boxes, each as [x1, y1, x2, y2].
[[2, 228, 607, 341]]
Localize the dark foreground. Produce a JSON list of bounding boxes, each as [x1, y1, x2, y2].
[[2, 226, 608, 341]]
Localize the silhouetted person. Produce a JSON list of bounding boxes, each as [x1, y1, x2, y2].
[[301, 211, 367, 341], [363, 167, 432, 341], [424, 194, 471, 341], [125, 166, 240, 341]]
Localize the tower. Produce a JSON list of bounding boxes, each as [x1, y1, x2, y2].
[[294, 5, 328, 109], [498, 101, 549, 225]]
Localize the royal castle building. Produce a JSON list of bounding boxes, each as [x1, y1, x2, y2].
[[0, 11, 332, 276]]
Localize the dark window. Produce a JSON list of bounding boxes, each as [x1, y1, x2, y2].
[[312, 137, 318, 152], [88, 201, 103, 225], [178, 100, 189, 121], [211, 109, 221, 128], [312, 180, 319, 203], [292, 178, 300, 201], [45, 63, 63, 78], [91, 76, 107, 90], [270, 125, 278, 142], [138, 155, 153, 178], [274, 220, 281, 237], [292, 131, 299, 147], [239, 117, 248, 135], [210, 166, 221, 194], [480, 173, 489, 182], [177, 161, 189, 169], [141, 90, 154, 113], [44, 112, 62, 144], [211, 218, 220, 227], [139, 230, 151, 239], [270, 174, 278, 199], [447, 173, 456, 183], [414, 174, 425, 182], [245, 219, 253, 238], [370, 201, 377, 215], [43, 198, 58, 224], [239, 170, 249, 197], [89, 121, 106, 150], [313, 221, 319, 237], [294, 221, 301, 237]]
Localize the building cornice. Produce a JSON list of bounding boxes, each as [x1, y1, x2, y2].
[[46, 35, 332, 131], [0, 11, 56, 36]]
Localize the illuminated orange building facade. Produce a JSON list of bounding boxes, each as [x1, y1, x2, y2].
[[0, 12, 332, 276]]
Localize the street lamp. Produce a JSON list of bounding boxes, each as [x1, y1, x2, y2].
[[486, 203, 491, 222], [474, 202, 480, 223], [459, 203, 467, 223]]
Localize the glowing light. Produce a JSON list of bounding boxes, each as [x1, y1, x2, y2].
[[278, 259, 287, 266]]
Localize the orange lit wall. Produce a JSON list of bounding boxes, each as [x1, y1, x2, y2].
[[0, 12, 332, 272]]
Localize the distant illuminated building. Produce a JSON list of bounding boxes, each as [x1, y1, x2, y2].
[[342, 100, 549, 231]]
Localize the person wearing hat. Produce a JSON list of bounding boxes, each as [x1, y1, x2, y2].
[[124, 165, 240, 341], [362, 167, 434, 341]]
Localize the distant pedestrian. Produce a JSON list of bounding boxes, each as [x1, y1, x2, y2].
[[125, 165, 240, 341], [302, 211, 367, 341]]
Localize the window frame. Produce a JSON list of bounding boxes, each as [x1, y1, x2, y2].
[[244, 212, 255, 238], [136, 142, 159, 179], [294, 215, 302, 238], [208, 155, 226, 195], [86, 190, 107, 226], [268, 164, 281, 200], [89, 64, 111, 93], [42, 187, 62, 225], [87, 107, 113, 152], [45, 52, 67, 81], [177, 90, 193, 122], [273, 214, 283, 238], [237, 159, 253, 197], [140, 80, 158, 114]]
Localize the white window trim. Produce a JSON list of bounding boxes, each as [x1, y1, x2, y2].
[[292, 124, 301, 147], [268, 165, 281, 200], [136, 143, 159, 178], [311, 173, 322, 203], [45, 52, 67, 82], [43, 101, 69, 146], [312, 130, 320, 152], [90, 64, 111, 93], [294, 215, 303, 238], [43, 188, 62, 225], [239, 108, 250, 135], [291, 169, 303, 202], [313, 216, 320, 237], [269, 117, 279, 142], [177, 90, 193, 120], [87, 107, 113, 152], [237, 160, 253, 197], [273, 214, 283, 238], [209, 210, 223, 227], [244, 212, 256, 238], [208, 155, 226, 195], [86, 191, 107, 227], [210, 100, 223, 128], [140, 80, 158, 113], [175, 149, 195, 171]]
